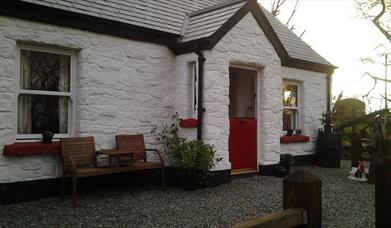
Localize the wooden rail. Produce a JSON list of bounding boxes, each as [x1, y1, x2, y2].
[[231, 208, 305, 228], [232, 169, 321, 228]]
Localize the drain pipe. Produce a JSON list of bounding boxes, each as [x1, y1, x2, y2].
[[195, 50, 205, 141]]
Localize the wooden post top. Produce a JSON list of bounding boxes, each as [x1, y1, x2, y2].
[[283, 169, 321, 184]]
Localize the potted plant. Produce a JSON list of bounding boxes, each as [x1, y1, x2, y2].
[[170, 138, 221, 190], [316, 94, 343, 168], [152, 114, 222, 190], [274, 153, 296, 177]]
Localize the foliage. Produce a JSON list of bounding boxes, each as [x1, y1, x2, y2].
[[280, 153, 296, 166], [319, 92, 343, 131], [171, 139, 222, 175], [151, 113, 180, 154], [152, 114, 222, 184]]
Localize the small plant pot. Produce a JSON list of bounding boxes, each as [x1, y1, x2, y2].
[[274, 164, 289, 177], [42, 131, 54, 144], [280, 160, 291, 174], [286, 129, 294, 136]]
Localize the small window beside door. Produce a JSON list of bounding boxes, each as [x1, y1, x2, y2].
[[186, 62, 198, 117], [17, 46, 75, 139], [282, 81, 300, 131]]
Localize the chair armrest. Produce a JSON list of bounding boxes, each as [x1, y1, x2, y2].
[[145, 148, 165, 165], [64, 155, 78, 175]]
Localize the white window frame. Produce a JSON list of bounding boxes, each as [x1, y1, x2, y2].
[[188, 61, 198, 117], [16, 44, 76, 140], [282, 80, 301, 131]]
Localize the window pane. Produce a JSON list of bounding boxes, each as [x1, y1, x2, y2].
[[20, 50, 70, 92], [282, 84, 298, 107], [283, 109, 296, 131], [17, 94, 68, 134]]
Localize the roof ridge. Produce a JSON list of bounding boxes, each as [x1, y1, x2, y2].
[[188, 0, 247, 17]]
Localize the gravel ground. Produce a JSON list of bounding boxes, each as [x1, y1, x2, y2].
[[0, 160, 374, 228]]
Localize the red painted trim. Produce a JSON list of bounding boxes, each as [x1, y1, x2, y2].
[[3, 142, 61, 156], [280, 135, 310, 144], [179, 118, 198, 128]]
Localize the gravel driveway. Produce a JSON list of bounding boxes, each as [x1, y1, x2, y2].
[[0, 160, 374, 227]]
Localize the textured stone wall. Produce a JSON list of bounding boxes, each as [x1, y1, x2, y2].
[[0, 12, 327, 183], [281, 67, 327, 156], [204, 13, 282, 170], [0, 16, 176, 183]]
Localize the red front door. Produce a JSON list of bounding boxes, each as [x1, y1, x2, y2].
[[229, 118, 257, 170], [228, 67, 257, 170]]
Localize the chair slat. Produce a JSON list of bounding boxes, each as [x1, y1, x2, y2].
[[116, 134, 146, 161]]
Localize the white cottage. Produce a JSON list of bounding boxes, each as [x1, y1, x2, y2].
[[0, 0, 334, 198]]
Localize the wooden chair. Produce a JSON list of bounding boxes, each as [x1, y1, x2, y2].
[[60, 136, 96, 207], [115, 134, 165, 186]]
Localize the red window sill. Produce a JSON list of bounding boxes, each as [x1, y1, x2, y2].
[[179, 118, 198, 128], [3, 142, 61, 156], [280, 135, 310, 144]]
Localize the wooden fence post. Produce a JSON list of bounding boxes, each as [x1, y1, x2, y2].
[[375, 161, 391, 227], [283, 169, 322, 228]]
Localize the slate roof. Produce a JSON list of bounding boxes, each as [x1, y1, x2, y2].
[[261, 6, 331, 65], [19, 0, 228, 34], [13, 0, 332, 67]]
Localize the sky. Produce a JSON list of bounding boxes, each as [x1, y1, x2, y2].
[[259, 0, 391, 112]]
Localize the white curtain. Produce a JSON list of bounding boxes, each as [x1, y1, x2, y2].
[[17, 51, 31, 134], [58, 55, 69, 133]]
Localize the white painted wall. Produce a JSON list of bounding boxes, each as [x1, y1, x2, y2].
[[0, 16, 176, 183], [281, 67, 327, 156], [0, 12, 327, 183], [203, 13, 282, 170]]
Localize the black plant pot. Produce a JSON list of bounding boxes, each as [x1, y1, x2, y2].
[[316, 131, 341, 168], [274, 164, 289, 177], [280, 160, 291, 174], [42, 131, 54, 144], [176, 168, 206, 191]]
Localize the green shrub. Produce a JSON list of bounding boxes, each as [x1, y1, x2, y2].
[[171, 139, 221, 173]]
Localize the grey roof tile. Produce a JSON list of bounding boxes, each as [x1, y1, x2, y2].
[[182, 1, 246, 42], [16, 0, 331, 66], [261, 6, 331, 65]]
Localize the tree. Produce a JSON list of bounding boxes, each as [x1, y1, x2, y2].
[[270, 0, 305, 37], [356, 0, 391, 43]]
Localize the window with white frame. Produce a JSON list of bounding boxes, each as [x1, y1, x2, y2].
[[282, 81, 300, 131], [17, 46, 75, 139], [187, 61, 198, 117]]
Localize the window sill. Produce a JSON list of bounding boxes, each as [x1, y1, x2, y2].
[[280, 135, 310, 144], [3, 142, 61, 156], [179, 118, 198, 128]]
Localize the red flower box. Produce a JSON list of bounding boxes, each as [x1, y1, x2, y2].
[[280, 135, 310, 144], [3, 142, 61, 156], [179, 118, 198, 128]]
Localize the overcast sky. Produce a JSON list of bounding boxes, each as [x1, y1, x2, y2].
[[259, 0, 391, 111]]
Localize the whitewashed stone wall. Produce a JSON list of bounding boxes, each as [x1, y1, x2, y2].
[[281, 67, 327, 156], [203, 13, 282, 170], [0, 12, 327, 183], [0, 16, 176, 183]]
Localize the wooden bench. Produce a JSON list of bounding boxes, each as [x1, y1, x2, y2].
[[60, 135, 165, 207]]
